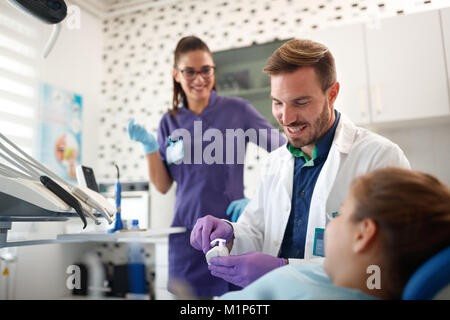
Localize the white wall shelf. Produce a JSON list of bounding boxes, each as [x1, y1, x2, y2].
[[1, 225, 185, 248], [56, 227, 186, 243]]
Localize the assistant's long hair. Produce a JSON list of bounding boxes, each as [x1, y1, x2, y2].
[[351, 167, 450, 299]]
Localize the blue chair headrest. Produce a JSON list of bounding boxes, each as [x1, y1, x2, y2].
[[402, 246, 450, 300]]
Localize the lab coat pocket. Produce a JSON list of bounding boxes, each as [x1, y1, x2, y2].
[[305, 197, 327, 259]]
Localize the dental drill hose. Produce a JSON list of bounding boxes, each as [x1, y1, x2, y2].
[[109, 164, 123, 232], [40, 175, 87, 229], [115, 164, 121, 214], [71, 187, 112, 224]]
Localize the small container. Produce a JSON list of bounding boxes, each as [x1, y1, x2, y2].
[[205, 238, 229, 265], [127, 221, 148, 299], [131, 219, 139, 230]]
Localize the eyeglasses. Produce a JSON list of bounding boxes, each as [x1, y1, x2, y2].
[[179, 66, 216, 81]]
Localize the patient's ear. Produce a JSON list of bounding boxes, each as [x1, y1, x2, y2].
[[353, 218, 377, 253]]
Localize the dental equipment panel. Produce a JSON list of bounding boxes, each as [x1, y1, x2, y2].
[[0, 131, 116, 246], [0, 0, 118, 249], [40, 175, 87, 229]]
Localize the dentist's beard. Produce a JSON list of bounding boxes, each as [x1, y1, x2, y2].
[[286, 100, 332, 149]]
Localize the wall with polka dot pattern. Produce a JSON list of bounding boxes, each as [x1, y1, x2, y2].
[[97, 0, 446, 186]]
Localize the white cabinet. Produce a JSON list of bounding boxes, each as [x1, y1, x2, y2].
[[441, 7, 450, 92], [365, 10, 450, 123], [154, 239, 176, 300], [307, 23, 371, 125]]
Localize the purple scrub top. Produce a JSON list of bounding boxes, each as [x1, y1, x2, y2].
[[157, 90, 286, 297]]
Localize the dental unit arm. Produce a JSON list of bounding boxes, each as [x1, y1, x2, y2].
[[0, 1, 117, 249], [0, 132, 115, 229]]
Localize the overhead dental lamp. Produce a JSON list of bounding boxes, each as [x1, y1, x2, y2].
[[7, 0, 68, 58]]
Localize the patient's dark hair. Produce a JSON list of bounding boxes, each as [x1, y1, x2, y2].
[[351, 167, 450, 299]]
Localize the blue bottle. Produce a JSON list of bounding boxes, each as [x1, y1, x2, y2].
[[127, 220, 148, 298]]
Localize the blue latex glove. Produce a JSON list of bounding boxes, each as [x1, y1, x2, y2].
[[208, 251, 286, 288], [127, 119, 159, 154], [190, 215, 234, 254], [226, 198, 250, 222]]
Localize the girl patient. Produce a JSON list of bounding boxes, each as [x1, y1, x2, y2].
[[219, 167, 450, 300]]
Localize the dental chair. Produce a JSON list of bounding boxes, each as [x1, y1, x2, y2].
[[402, 246, 450, 300]]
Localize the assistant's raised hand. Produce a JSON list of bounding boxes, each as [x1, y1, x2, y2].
[[127, 118, 159, 154]]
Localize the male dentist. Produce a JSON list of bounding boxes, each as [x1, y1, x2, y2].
[[190, 39, 410, 288]]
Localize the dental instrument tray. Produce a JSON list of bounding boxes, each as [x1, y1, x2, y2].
[[0, 131, 116, 247]]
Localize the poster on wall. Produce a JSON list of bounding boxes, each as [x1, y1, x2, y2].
[[36, 83, 83, 182]]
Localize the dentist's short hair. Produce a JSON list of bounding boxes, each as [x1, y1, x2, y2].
[[263, 39, 336, 93]]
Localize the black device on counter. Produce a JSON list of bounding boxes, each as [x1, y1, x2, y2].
[[76, 165, 100, 193]]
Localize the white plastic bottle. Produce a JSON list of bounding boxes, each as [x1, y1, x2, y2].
[[205, 238, 229, 265]]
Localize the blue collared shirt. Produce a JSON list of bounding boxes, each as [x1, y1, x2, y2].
[[279, 110, 341, 259]]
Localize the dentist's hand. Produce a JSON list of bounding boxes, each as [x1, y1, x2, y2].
[[190, 215, 234, 254], [127, 119, 159, 154], [226, 198, 250, 222], [208, 251, 286, 288]]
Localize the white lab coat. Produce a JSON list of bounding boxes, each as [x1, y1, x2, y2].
[[230, 113, 410, 263]]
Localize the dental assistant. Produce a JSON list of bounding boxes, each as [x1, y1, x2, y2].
[[191, 39, 411, 289], [128, 36, 286, 297]]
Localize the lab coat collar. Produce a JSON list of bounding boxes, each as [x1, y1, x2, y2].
[[332, 112, 356, 154]]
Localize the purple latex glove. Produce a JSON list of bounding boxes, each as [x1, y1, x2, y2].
[[208, 251, 286, 288], [190, 215, 234, 254]]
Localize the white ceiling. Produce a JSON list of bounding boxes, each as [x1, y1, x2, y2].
[[70, 0, 450, 19], [70, 0, 181, 18]]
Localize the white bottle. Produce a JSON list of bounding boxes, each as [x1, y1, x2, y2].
[[205, 238, 229, 265]]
